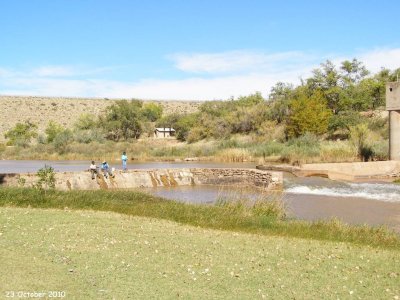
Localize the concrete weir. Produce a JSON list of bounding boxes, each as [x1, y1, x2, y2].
[[257, 161, 400, 182], [0, 168, 283, 191]]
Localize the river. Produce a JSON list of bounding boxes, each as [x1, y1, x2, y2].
[[1, 160, 399, 231]]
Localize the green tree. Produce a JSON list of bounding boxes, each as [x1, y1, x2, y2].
[[4, 121, 38, 147], [142, 103, 163, 122], [340, 59, 369, 87], [174, 114, 199, 141], [286, 92, 332, 138], [74, 113, 97, 130], [45, 120, 64, 143], [267, 82, 293, 123], [99, 100, 143, 141]]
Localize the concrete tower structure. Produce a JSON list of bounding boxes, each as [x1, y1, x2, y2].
[[386, 82, 400, 161]]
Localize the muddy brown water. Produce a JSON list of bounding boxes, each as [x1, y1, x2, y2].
[[1, 160, 399, 231]]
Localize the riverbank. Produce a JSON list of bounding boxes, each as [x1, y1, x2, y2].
[[1, 206, 399, 299], [0, 187, 398, 248], [0, 135, 378, 165]]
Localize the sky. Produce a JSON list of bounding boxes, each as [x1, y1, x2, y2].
[[0, 0, 400, 100]]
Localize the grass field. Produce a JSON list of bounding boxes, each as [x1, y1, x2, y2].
[[1, 207, 399, 299], [1, 188, 399, 249]]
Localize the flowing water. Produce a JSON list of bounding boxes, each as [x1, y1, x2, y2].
[[1, 160, 399, 230]]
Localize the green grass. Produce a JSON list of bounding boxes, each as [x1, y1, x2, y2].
[[1, 207, 399, 299], [0, 187, 399, 250]]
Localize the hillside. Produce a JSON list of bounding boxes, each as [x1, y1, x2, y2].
[[0, 95, 202, 140]]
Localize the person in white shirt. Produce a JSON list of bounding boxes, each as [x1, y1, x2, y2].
[[89, 161, 98, 180]]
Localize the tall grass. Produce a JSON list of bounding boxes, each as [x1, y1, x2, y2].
[[215, 188, 286, 220], [0, 187, 398, 249], [0, 135, 389, 164]]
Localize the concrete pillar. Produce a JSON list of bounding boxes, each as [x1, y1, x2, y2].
[[386, 82, 400, 161], [389, 110, 400, 160]]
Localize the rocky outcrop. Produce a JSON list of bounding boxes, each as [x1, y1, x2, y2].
[[0, 168, 283, 191]]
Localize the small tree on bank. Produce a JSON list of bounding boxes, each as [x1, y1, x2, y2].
[[35, 165, 56, 194], [99, 100, 143, 141], [4, 121, 38, 147], [286, 92, 332, 138]]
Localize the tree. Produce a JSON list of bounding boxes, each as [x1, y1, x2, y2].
[[4, 121, 38, 147], [99, 100, 143, 141], [45, 120, 64, 143], [74, 113, 97, 130], [268, 82, 294, 102], [142, 103, 163, 122], [340, 59, 369, 87], [286, 92, 332, 138]]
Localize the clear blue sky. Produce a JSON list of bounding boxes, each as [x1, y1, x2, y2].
[[0, 0, 399, 99]]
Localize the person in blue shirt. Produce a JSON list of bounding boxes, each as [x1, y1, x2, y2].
[[121, 151, 128, 171], [101, 161, 114, 178]]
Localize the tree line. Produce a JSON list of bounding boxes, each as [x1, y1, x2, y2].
[[4, 59, 400, 153]]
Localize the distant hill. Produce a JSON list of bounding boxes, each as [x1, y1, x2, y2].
[[0, 96, 202, 141]]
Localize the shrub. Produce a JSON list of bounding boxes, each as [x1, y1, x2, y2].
[[37, 134, 47, 144], [53, 129, 73, 153], [73, 129, 105, 144], [35, 165, 56, 193], [328, 111, 363, 135], [45, 120, 64, 143], [350, 123, 371, 161], [370, 141, 389, 161], [74, 113, 98, 130], [4, 121, 38, 147]]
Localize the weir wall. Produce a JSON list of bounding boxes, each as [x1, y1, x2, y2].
[[257, 161, 400, 182], [0, 168, 283, 191]]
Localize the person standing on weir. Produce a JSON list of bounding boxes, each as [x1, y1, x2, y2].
[[121, 151, 128, 171], [90, 161, 99, 180]]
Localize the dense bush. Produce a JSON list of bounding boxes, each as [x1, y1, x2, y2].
[[142, 103, 163, 122], [73, 129, 105, 144], [286, 92, 332, 138], [4, 121, 38, 147], [45, 121, 64, 143], [99, 100, 143, 141], [53, 129, 73, 153]]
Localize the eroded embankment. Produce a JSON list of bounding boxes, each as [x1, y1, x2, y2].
[[0, 168, 282, 191]]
